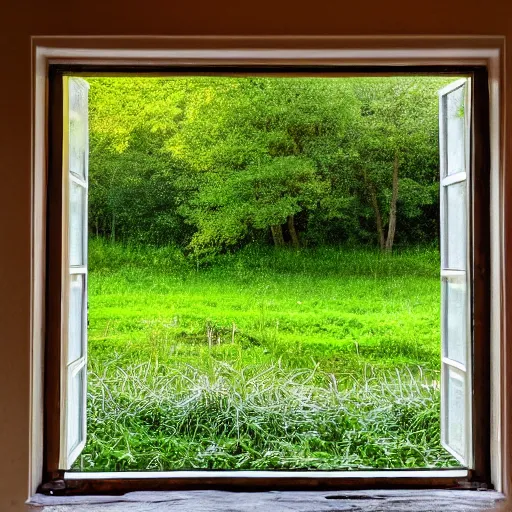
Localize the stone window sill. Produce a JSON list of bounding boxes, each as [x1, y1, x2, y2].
[[28, 489, 504, 511]]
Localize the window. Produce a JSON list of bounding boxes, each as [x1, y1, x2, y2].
[[439, 78, 473, 466], [41, 64, 491, 495], [60, 77, 89, 470]]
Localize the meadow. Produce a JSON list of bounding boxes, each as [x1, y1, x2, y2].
[[75, 239, 459, 472]]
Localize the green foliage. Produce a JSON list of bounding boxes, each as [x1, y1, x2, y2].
[[87, 76, 454, 253], [88, 78, 191, 245], [183, 156, 330, 255], [83, 77, 461, 471], [79, 242, 457, 471], [328, 77, 451, 248], [167, 77, 359, 254], [79, 361, 455, 471]]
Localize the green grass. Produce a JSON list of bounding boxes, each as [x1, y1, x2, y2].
[[75, 239, 458, 471]]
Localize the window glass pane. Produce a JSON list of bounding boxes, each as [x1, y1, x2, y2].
[[445, 85, 465, 176], [67, 365, 85, 454], [68, 274, 84, 363], [69, 80, 87, 179], [69, 181, 85, 266], [445, 367, 466, 460], [444, 181, 466, 270], [443, 277, 467, 365]]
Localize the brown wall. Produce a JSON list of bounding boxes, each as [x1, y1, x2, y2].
[[0, 1, 510, 510]]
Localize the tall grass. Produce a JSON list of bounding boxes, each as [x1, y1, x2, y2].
[[78, 360, 454, 471], [89, 237, 190, 274], [89, 237, 440, 278], [78, 240, 456, 471]]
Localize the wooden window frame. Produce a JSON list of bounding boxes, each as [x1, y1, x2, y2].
[[30, 36, 504, 498]]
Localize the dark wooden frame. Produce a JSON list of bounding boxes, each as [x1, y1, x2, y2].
[[44, 69, 65, 483], [42, 65, 491, 496], [469, 69, 491, 484]]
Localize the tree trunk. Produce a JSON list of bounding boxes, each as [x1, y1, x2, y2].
[[287, 215, 300, 248], [270, 224, 285, 246], [111, 212, 116, 242], [363, 169, 385, 250], [385, 152, 400, 253]]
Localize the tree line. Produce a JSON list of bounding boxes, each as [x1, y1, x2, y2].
[[88, 76, 452, 255]]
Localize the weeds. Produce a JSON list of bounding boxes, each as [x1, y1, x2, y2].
[[79, 241, 456, 471], [78, 360, 456, 471]]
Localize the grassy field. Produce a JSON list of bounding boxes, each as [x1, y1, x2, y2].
[[75, 239, 459, 472]]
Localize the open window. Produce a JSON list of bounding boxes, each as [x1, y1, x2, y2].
[[42, 68, 490, 494], [439, 78, 472, 466], [60, 77, 89, 469]]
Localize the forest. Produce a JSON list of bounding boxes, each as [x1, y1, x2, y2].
[[88, 76, 450, 255], [80, 76, 459, 472]]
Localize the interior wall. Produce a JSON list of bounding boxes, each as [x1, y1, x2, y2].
[[0, 1, 510, 510]]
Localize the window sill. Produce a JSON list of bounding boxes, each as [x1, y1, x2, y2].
[[28, 489, 504, 511]]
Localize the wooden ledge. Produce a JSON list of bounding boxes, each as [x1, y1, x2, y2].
[[28, 489, 504, 511]]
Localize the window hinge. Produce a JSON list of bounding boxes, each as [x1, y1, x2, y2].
[[38, 479, 67, 496]]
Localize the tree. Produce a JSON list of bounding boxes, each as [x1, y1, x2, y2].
[[182, 156, 329, 255], [87, 78, 192, 245], [170, 77, 359, 254], [345, 77, 450, 252]]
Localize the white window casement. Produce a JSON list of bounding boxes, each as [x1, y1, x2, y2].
[[30, 37, 505, 499], [60, 76, 89, 470], [439, 78, 473, 466]]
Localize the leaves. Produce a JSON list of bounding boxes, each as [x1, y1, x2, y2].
[[87, 76, 454, 253]]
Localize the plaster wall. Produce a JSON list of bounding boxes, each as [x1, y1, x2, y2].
[[0, 2, 510, 510]]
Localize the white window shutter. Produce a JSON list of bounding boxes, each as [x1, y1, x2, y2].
[[438, 78, 472, 466], [60, 77, 89, 469]]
